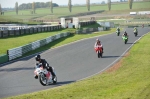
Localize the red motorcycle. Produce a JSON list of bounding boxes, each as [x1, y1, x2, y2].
[[94, 45, 103, 58]]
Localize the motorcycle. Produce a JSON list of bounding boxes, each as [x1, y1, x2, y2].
[[122, 36, 128, 44], [94, 46, 103, 58], [34, 63, 57, 86], [116, 30, 120, 36], [142, 24, 144, 28], [134, 30, 138, 37]]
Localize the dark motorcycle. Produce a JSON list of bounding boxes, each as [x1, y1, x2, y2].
[[116, 30, 120, 36], [134, 29, 138, 37]]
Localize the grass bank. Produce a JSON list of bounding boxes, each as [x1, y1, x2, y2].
[[4, 32, 150, 99]]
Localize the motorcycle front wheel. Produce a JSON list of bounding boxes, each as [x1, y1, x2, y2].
[[39, 73, 47, 86]]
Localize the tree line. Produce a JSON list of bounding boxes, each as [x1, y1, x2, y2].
[[0, 0, 135, 15], [18, 2, 58, 10], [68, 0, 134, 12]]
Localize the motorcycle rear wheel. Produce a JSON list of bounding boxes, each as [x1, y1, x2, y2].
[[98, 51, 102, 58]]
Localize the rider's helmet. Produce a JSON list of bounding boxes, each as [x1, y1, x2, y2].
[[96, 39, 101, 44], [124, 31, 127, 34], [35, 54, 41, 61], [96, 38, 101, 42]]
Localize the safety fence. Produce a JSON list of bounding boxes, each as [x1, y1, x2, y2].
[[0, 54, 8, 64], [7, 32, 70, 61], [115, 22, 150, 26], [0, 25, 61, 38], [79, 21, 96, 27], [76, 27, 107, 34]]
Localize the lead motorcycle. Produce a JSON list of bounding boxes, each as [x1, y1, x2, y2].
[[34, 63, 57, 86], [134, 30, 138, 37], [94, 45, 103, 58]]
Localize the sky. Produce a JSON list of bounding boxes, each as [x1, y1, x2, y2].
[[0, 0, 118, 8]]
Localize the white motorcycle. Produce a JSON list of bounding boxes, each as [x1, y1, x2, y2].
[[34, 63, 57, 86]]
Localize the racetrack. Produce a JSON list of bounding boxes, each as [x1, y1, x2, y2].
[[0, 27, 149, 98]]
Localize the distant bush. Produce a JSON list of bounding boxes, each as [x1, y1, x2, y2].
[[18, 2, 59, 10]]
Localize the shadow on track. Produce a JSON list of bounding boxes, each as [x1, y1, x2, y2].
[[0, 67, 34, 72], [135, 36, 141, 37], [126, 42, 135, 44], [102, 56, 121, 58], [50, 81, 75, 86], [57, 81, 75, 85]]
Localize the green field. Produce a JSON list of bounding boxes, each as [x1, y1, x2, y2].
[[0, 29, 67, 55], [3, 32, 150, 99], [0, 1, 150, 22]]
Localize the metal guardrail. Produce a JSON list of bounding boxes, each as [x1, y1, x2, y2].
[[76, 27, 105, 34]]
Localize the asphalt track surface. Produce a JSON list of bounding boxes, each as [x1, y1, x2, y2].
[[0, 28, 149, 98]]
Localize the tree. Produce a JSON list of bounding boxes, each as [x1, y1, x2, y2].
[[128, 0, 133, 9], [15, 2, 18, 15], [86, 0, 90, 11], [18, 2, 59, 10], [68, 0, 72, 12], [101, 1, 106, 4], [50, 0, 53, 13], [0, 4, 2, 14], [107, 0, 111, 11], [32, 2, 35, 14]]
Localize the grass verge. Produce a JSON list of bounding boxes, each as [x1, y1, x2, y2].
[[0, 30, 63, 55], [3, 32, 150, 99]]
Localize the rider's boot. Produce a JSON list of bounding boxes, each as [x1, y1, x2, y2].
[[102, 48, 104, 53], [52, 75, 56, 80], [51, 72, 56, 80], [34, 75, 38, 79]]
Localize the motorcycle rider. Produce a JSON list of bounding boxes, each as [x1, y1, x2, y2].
[[122, 31, 128, 36], [94, 38, 103, 53], [116, 27, 120, 32], [134, 27, 138, 33], [34, 54, 56, 80]]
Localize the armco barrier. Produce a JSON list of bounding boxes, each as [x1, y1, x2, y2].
[[0, 54, 8, 64], [22, 44, 32, 54], [76, 27, 99, 34], [7, 47, 22, 61], [7, 32, 70, 61]]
